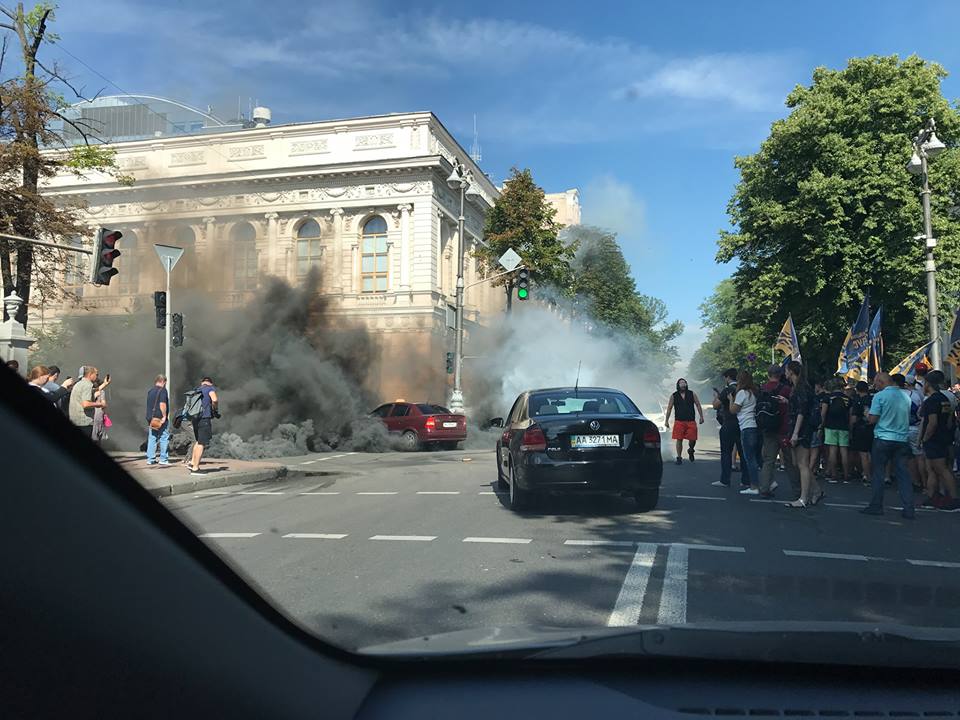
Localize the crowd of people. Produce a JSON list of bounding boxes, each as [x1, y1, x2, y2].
[[6, 359, 220, 475], [664, 361, 960, 516]]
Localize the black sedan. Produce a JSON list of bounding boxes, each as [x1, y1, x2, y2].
[[490, 387, 663, 511]]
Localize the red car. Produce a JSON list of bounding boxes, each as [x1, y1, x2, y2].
[[370, 401, 467, 451]]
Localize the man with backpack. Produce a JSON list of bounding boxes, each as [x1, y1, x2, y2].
[[820, 378, 852, 483], [711, 368, 742, 488], [757, 364, 793, 498], [185, 376, 219, 475]]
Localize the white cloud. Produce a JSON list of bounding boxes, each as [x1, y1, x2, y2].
[[581, 175, 646, 242], [620, 53, 793, 112]]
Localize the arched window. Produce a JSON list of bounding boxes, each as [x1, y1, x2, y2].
[[175, 226, 196, 287], [296, 219, 322, 276], [361, 216, 388, 293], [64, 236, 86, 292], [231, 222, 258, 291], [117, 230, 139, 295]]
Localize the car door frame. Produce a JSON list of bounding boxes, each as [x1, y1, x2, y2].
[[388, 402, 415, 437], [500, 393, 528, 476]]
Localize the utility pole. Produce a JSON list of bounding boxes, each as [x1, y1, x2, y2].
[[154, 245, 184, 412]]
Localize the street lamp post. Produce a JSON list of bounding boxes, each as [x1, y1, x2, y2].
[[445, 159, 479, 415], [907, 118, 947, 370]]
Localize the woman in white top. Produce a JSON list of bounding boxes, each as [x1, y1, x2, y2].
[[730, 370, 761, 495]]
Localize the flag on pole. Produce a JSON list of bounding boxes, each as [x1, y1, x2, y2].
[[868, 306, 883, 377], [890, 341, 935, 381], [837, 295, 871, 380], [945, 307, 960, 372], [773, 315, 802, 365]]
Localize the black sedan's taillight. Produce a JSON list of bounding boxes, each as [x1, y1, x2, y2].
[[642, 427, 661, 449], [521, 425, 547, 452]]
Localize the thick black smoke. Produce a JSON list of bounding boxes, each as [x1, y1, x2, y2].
[[34, 269, 399, 457]]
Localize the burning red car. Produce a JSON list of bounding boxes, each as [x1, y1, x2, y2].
[[370, 400, 467, 451]]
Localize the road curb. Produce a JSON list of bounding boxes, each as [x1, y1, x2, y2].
[[144, 466, 288, 498]]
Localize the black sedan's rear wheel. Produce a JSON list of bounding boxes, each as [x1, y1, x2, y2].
[[508, 462, 530, 511], [634, 488, 659, 512]]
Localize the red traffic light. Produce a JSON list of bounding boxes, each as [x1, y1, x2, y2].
[[90, 228, 122, 285]]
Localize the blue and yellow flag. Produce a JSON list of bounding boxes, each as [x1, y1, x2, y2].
[[774, 315, 802, 364], [890, 341, 934, 381], [946, 307, 960, 372], [868, 306, 883, 376], [837, 295, 871, 380]]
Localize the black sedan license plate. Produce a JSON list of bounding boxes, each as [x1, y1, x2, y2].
[[570, 434, 620, 448]]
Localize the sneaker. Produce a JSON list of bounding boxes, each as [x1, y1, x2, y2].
[[711, 480, 730, 488], [937, 499, 960, 513], [675, 457, 683, 465], [739, 488, 760, 496], [688, 448, 696, 463], [770, 481, 779, 492], [146, 461, 156, 465], [158, 460, 171, 466], [826, 476, 838, 484]]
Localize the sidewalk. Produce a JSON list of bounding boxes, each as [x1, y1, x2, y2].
[[110, 452, 289, 498]]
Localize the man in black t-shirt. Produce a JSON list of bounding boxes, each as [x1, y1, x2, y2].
[[711, 368, 744, 488], [820, 378, 851, 483], [920, 370, 959, 511], [849, 381, 874, 483], [145, 374, 170, 465]]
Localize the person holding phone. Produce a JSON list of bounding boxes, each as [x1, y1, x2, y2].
[[69, 366, 108, 444]]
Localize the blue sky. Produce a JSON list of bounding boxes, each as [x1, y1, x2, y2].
[[50, 0, 960, 365]]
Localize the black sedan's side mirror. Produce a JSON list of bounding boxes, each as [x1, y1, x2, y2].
[[488, 417, 505, 429]]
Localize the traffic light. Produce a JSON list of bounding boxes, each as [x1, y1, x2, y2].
[[171, 313, 184, 347], [517, 267, 530, 301], [153, 291, 166, 329], [445, 352, 454, 374], [89, 228, 122, 285]]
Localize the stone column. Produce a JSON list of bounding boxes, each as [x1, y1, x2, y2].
[[330, 207, 344, 292], [435, 209, 444, 293], [202, 217, 218, 291], [0, 293, 34, 370], [264, 212, 279, 276], [398, 203, 412, 290]]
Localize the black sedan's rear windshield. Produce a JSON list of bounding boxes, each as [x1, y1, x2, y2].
[[528, 391, 639, 417]]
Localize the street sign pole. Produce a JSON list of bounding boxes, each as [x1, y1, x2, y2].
[[154, 244, 184, 414]]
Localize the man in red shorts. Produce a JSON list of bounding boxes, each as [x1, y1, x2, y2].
[[664, 378, 705, 465]]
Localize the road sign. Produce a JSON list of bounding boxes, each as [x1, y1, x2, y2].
[[154, 243, 184, 270], [498, 248, 521, 272]]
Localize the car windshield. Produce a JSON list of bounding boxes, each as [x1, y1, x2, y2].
[[7, 0, 960, 668], [417, 404, 449, 414], [529, 391, 639, 416]]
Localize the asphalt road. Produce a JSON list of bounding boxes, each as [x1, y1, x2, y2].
[[163, 439, 960, 652]]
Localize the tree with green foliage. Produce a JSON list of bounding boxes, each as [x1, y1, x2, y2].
[[717, 55, 960, 371], [689, 279, 766, 381], [474, 167, 576, 312], [566, 225, 682, 358], [0, 2, 132, 326]]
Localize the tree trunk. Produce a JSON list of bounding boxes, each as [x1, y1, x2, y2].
[[505, 279, 513, 315]]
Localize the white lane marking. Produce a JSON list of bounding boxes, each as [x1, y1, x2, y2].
[[199, 532, 261, 538], [357, 491, 398, 495], [462, 537, 532, 544], [301, 453, 350, 465], [565, 540, 635, 547], [674, 494, 725, 501], [784, 550, 870, 561], [417, 491, 461, 495], [299, 491, 340, 495], [676, 543, 745, 553], [283, 533, 348, 540], [657, 544, 689, 625], [479, 490, 505, 495], [607, 542, 658, 627], [239, 491, 284, 495], [195, 490, 231, 495], [369, 535, 437, 542], [907, 559, 960, 568], [823, 502, 864, 509], [301, 459, 320, 465]]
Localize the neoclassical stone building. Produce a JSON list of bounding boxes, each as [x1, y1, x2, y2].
[[40, 99, 579, 401]]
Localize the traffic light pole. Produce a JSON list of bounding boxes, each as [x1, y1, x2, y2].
[[450, 181, 467, 415], [165, 256, 173, 411]]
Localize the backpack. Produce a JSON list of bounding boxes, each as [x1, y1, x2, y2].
[[182, 388, 204, 421], [826, 393, 849, 427], [756, 389, 783, 433]]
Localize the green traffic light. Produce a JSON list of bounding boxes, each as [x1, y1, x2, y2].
[[517, 288, 529, 299]]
